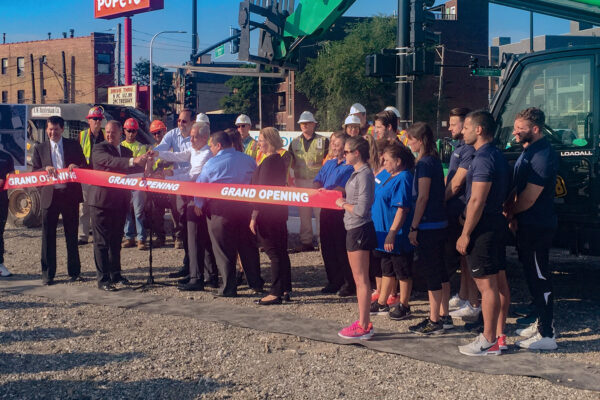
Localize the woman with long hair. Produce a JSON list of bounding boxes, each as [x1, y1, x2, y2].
[[335, 136, 377, 339], [406, 122, 452, 335]]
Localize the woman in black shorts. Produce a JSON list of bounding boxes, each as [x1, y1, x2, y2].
[[335, 137, 377, 340]]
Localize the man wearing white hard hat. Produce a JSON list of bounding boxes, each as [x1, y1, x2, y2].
[[384, 106, 409, 145], [290, 111, 329, 251], [349, 103, 373, 136], [235, 114, 259, 159], [196, 113, 210, 124], [343, 115, 361, 137]]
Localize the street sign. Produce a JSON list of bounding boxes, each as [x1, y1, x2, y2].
[[472, 68, 502, 77], [108, 85, 138, 107], [215, 44, 225, 58]]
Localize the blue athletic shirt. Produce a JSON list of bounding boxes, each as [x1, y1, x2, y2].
[[465, 142, 510, 216], [372, 170, 414, 254], [513, 137, 559, 227], [446, 141, 475, 217], [313, 158, 354, 189], [412, 155, 447, 229]]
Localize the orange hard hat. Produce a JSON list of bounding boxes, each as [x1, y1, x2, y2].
[[123, 118, 139, 131], [149, 120, 166, 133], [86, 106, 105, 119]]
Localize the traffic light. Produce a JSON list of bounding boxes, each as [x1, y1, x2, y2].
[[410, 0, 437, 48], [365, 51, 397, 78], [469, 56, 479, 75], [230, 27, 241, 54], [184, 74, 196, 111]]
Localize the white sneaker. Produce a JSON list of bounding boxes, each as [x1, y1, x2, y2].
[[458, 333, 501, 356], [516, 320, 539, 338], [0, 264, 11, 277], [449, 294, 468, 309], [515, 332, 557, 350], [449, 302, 482, 318]]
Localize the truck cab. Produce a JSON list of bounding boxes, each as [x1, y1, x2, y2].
[[490, 45, 600, 254]]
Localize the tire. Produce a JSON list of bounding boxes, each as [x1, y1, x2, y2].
[[7, 187, 42, 228]]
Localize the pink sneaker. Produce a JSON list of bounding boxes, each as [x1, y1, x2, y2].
[[498, 334, 508, 350], [338, 320, 374, 340], [387, 294, 400, 306], [371, 290, 380, 303]]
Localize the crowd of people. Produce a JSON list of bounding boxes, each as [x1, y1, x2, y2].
[[0, 102, 560, 356]]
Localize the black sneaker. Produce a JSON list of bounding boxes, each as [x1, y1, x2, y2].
[[369, 301, 390, 315], [409, 318, 444, 335], [440, 315, 454, 330], [464, 313, 484, 333], [389, 304, 411, 320]]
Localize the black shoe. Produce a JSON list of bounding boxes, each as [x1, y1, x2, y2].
[[389, 304, 412, 320], [337, 286, 356, 297], [464, 313, 484, 333], [168, 268, 189, 279], [440, 315, 454, 330], [321, 283, 341, 294], [178, 281, 204, 291], [178, 276, 190, 285], [77, 240, 88, 246], [409, 318, 444, 335], [251, 286, 265, 294], [98, 283, 117, 292], [69, 275, 84, 282], [204, 277, 219, 289], [111, 276, 130, 285], [283, 292, 292, 302], [370, 301, 390, 315], [42, 279, 55, 286], [255, 296, 282, 305]]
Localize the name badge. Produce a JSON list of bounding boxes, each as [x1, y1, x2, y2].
[[316, 138, 323, 150]]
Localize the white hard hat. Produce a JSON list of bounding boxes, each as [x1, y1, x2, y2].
[[343, 115, 361, 126], [297, 111, 317, 124], [384, 106, 400, 118], [235, 114, 251, 126], [196, 113, 210, 124], [349, 103, 366, 115]]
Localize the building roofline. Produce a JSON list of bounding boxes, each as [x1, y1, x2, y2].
[[0, 32, 113, 47]]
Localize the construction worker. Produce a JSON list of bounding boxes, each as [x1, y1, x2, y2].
[[121, 118, 148, 250], [196, 113, 210, 124], [343, 114, 362, 137], [146, 120, 170, 248], [290, 111, 329, 252], [77, 106, 105, 245], [384, 106, 409, 145], [349, 103, 374, 136], [236, 114, 259, 160]]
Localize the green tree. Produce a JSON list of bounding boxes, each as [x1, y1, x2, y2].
[[133, 58, 176, 118], [296, 16, 397, 130]]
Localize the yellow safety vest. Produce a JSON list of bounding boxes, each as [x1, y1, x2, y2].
[[121, 140, 147, 157], [290, 133, 327, 180], [79, 128, 104, 162], [243, 136, 259, 159], [256, 148, 291, 184], [397, 129, 408, 145]]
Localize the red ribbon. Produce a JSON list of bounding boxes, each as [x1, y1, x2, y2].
[[3, 168, 342, 210]]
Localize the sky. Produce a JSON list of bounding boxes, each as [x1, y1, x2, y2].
[[0, 0, 575, 69]]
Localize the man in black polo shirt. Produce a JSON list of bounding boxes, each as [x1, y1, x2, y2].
[[456, 110, 510, 356], [506, 107, 559, 351]]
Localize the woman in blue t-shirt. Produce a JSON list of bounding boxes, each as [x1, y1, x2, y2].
[[369, 142, 416, 321], [406, 123, 452, 335]]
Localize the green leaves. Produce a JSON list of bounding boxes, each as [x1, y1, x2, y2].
[[132, 58, 176, 119]]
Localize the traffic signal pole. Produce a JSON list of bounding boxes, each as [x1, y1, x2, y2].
[[397, 0, 412, 129]]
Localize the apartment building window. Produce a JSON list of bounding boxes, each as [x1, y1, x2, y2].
[[1, 58, 7, 75], [17, 57, 24, 77], [97, 53, 111, 75], [1, 91, 7, 103], [17, 90, 25, 103]]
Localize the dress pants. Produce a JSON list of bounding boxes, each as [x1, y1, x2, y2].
[[78, 184, 92, 241], [91, 206, 127, 284], [207, 200, 263, 296], [186, 204, 217, 283], [174, 195, 190, 271], [0, 197, 8, 265], [41, 189, 81, 282], [295, 178, 320, 246], [257, 216, 291, 296], [319, 208, 354, 290]]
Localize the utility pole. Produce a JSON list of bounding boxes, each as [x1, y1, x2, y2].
[[30, 54, 36, 104], [435, 45, 445, 137], [115, 23, 122, 86], [61, 51, 68, 103], [192, 0, 198, 61], [397, 0, 412, 129], [39, 57, 45, 104]]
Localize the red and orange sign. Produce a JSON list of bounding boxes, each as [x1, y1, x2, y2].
[[94, 0, 164, 20]]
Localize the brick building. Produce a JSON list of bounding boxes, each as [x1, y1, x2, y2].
[[0, 33, 115, 105]]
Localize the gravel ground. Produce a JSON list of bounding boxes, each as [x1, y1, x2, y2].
[[1, 225, 600, 399]]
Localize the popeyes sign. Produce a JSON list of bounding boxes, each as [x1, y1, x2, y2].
[[94, 0, 164, 19]]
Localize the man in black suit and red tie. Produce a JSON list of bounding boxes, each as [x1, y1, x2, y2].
[[32, 116, 87, 285], [89, 120, 148, 291]]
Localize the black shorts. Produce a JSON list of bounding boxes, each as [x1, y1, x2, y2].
[[346, 222, 377, 252], [369, 251, 382, 279], [414, 228, 448, 291], [444, 215, 463, 273], [376, 251, 414, 280], [466, 214, 507, 278]]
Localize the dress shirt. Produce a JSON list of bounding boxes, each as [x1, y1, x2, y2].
[[152, 127, 192, 169], [158, 145, 212, 182], [50, 139, 66, 189], [194, 148, 256, 208]]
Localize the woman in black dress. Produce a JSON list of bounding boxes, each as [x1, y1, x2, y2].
[[250, 127, 292, 305]]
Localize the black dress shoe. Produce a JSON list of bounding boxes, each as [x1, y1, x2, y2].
[[178, 276, 190, 285], [169, 268, 189, 278], [283, 292, 292, 302], [69, 275, 85, 282], [321, 284, 341, 294], [42, 279, 55, 286], [111, 276, 130, 285], [178, 281, 204, 291], [99, 283, 117, 292], [337, 286, 356, 297], [255, 296, 282, 305], [204, 277, 219, 289]]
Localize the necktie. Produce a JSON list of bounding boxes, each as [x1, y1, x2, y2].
[[54, 143, 63, 169]]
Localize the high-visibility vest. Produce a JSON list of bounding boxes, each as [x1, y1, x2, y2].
[[322, 153, 335, 166], [397, 129, 408, 145], [290, 134, 327, 180], [256, 148, 291, 184], [121, 140, 147, 157], [79, 128, 103, 162], [243, 136, 259, 159]]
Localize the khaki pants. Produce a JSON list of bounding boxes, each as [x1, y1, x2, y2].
[[295, 178, 320, 246]]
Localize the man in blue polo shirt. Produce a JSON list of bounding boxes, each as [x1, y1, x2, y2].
[[456, 110, 510, 356], [506, 107, 559, 351], [313, 131, 355, 295]]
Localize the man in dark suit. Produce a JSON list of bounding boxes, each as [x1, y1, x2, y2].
[[32, 116, 87, 285], [88, 120, 147, 291]]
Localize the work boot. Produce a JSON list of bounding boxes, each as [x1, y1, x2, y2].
[[122, 238, 135, 248], [137, 240, 148, 250]]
